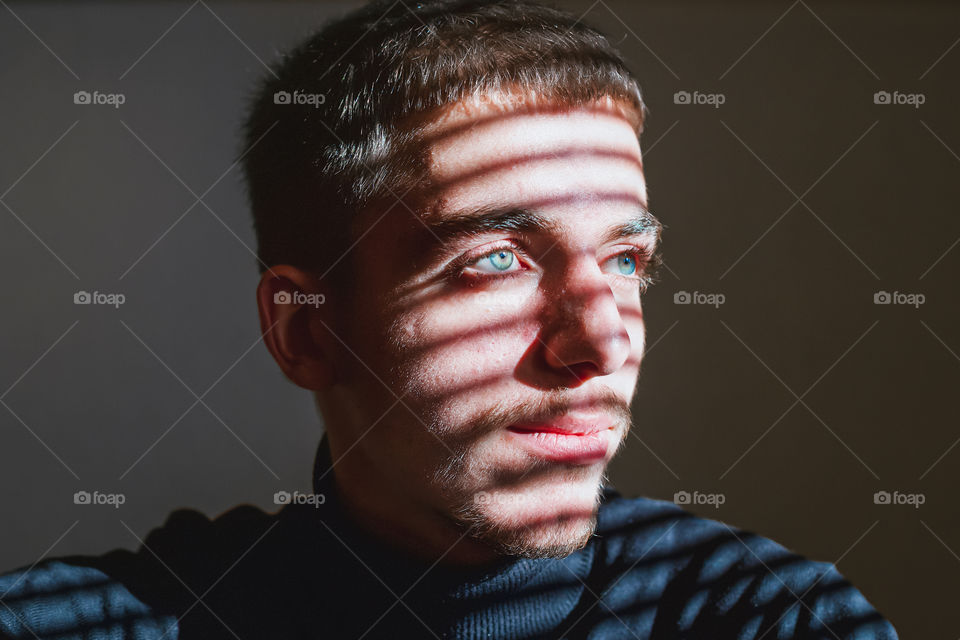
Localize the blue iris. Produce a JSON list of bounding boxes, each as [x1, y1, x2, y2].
[[488, 250, 514, 271], [617, 253, 636, 275]]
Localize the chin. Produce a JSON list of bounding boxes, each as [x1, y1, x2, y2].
[[451, 474, 606, 558], [471, 509, 598, 559]]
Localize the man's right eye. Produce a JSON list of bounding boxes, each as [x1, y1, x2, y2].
[[471, 249, 519, 273], [458, 245, 528, 280]]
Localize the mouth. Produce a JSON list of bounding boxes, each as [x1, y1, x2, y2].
[[506, 420, 615, 464]]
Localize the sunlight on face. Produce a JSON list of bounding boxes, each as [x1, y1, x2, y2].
[[343, 93, 656, 558]]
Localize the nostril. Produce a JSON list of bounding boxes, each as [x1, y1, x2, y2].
[[564, 362, 598, 386]]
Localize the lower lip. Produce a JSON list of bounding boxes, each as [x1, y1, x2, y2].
[[506, 426, 612, 464]]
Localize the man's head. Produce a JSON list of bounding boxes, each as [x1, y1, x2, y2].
[[247, 0, 662, 562]]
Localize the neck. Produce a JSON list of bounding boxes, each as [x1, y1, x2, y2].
[[323, 431, 504, 568]]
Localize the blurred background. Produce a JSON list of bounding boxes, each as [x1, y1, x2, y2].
[[1, 1, 957, 637]]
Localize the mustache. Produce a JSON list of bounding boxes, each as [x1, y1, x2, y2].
[[431, 385, 632, 499], [466, 385, 633, 440], [430, 385, 633, 491]]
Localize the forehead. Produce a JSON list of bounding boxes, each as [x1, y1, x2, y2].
[[421, 95, 647, 224]]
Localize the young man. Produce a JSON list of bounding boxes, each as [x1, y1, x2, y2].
[[0, 1, 897, 638]]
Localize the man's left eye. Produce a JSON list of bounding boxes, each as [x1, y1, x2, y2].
[[602, 252, 640, 276]]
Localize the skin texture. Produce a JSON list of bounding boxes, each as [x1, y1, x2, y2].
[[257, 93, 659, 566]]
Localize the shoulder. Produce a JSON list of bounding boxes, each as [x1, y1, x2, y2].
[[0, 557, 178, 639], [590, 489, 899, 639], [0, 504, 276, 640]]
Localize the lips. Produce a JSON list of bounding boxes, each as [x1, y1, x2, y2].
[[506, 417, 615, 464]]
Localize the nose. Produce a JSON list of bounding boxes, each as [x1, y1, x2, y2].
[[539, 258, 633, 383]]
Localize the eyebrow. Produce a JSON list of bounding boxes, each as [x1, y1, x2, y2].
[[599, 207, 662, 245], [421, 204, 661, 249], [422, 206, 558, 246]]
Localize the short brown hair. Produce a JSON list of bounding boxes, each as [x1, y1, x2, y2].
[[241, 0, 647, 281]]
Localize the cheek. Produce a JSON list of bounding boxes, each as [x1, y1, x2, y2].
[[628, 308, 646, 360], [387, 297, 540, 403], [614, 290, 645, 362]]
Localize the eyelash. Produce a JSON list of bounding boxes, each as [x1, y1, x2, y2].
[[451, 241, 657, 289]]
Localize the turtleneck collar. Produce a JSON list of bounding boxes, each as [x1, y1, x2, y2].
[[307, 432, 597, 628]]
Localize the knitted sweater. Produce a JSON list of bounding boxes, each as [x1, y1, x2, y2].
[[0, 437, 898, 639]]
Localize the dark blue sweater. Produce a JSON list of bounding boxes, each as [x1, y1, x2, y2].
[[0, 437, 898, 639]]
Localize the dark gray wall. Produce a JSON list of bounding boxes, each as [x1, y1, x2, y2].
[[1, 2, 956, 637]]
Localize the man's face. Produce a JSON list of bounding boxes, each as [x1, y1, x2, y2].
[[333, 95, 657, 558]]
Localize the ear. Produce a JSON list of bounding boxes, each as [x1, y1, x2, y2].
[[256, 265, 338, 391]]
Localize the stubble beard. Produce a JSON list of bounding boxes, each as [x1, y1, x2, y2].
[[432, 442, 614, 559]]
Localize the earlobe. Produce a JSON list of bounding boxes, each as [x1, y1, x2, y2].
[[256, 265, 337, 391]]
